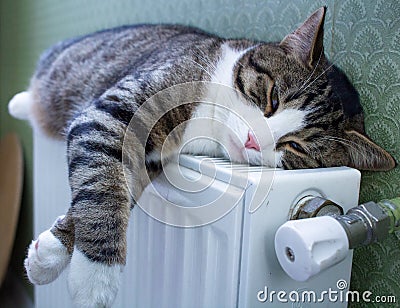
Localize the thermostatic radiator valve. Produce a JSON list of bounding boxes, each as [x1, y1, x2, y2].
[[274, 196, 400, 281]]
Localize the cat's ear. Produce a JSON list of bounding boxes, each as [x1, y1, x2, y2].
[[344, 130, 396, 171], [279, 6, 326, 68]]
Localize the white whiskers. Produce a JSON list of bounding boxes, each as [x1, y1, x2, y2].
[[290, 54, 343, 101]]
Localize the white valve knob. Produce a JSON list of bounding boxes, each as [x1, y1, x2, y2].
[[274, 216, 349, 281]]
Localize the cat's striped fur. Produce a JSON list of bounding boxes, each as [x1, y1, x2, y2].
[[10, 7, 395, 307]]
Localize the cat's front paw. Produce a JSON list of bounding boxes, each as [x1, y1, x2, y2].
[[24, 228, 70, 284], [68, 249, 123, 308]]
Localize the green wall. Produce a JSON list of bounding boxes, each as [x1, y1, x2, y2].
[[1, 0, 398, 305]]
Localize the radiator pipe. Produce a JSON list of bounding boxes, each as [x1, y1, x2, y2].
[[274, 197, 400, 281], [336, 198, 400, 248]]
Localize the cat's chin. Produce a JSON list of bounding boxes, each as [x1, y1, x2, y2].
[[223, 146, 264, 166], [238, 149, 280, 168], [221, 136, 266, 166]]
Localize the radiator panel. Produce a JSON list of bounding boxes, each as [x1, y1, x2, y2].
[[33, 131, 360, 307]]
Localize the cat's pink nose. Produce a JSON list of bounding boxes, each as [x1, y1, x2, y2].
[[245, 131, 260, 152]]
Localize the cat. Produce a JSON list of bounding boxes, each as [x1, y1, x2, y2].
[[8, 6, 395, 307]]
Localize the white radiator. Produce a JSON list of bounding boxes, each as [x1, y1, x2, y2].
[[34, 130, 360, 307]]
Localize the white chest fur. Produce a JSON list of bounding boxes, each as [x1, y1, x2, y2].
[[181, 43, 251, 157]]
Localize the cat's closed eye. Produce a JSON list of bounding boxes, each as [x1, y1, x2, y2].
[[287, 141, 306, 154], [265, 83, 279, 117]]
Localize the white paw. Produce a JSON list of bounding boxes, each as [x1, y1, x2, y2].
[[24, 229, 70, 285], [68, 249, 123, 308], [8, 91, 33, 120]]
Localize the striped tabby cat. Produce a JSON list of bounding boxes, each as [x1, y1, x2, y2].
[[9, 7, 395, 307]]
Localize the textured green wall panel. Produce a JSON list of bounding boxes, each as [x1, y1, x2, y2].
[[332, 0, 399, 203], [0, 0, 398, 304]]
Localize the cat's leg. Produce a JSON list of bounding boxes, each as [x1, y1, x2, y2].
[[65, 101, 142, 308], [11, 91, 77, 283], [24, 211, 74, 284]]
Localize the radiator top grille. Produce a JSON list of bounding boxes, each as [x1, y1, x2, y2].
[[179, 154, 277, 174]]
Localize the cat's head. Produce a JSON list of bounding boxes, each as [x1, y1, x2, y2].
[[230, 6, 395, 171]]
